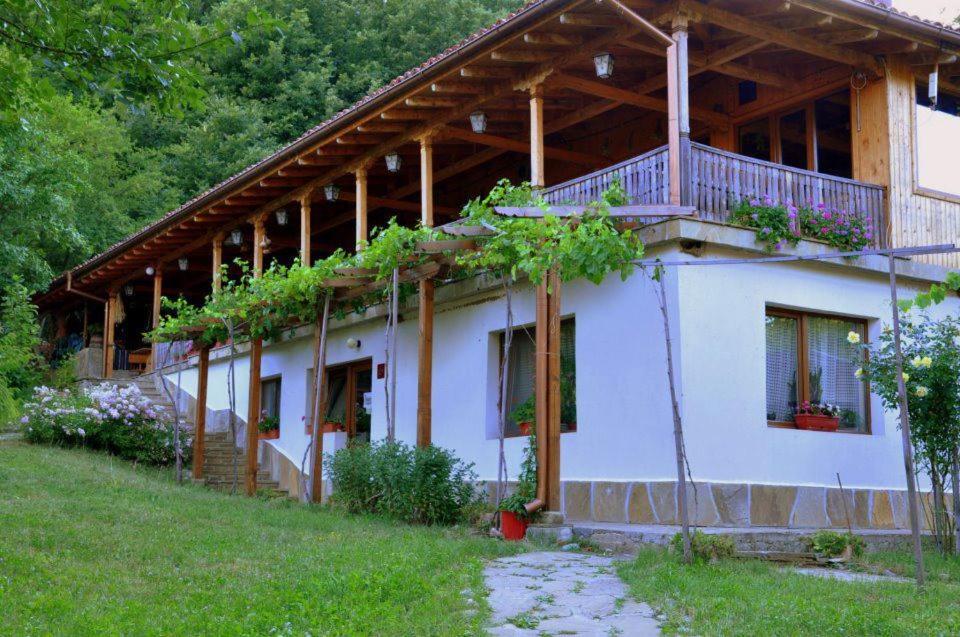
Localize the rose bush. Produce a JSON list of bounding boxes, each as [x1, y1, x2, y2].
[[20, 383, 189, 465]]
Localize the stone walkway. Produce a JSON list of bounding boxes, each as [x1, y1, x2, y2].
[[483, 551, 660, 636]]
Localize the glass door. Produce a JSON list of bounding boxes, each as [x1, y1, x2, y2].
[[323, 359, 372, 441]]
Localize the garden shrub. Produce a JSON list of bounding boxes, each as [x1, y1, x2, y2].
[[671, 530, 736, 563], [806, 530, 865, 559], [20, 384, 189, 465], [326, 440, 482, 525]]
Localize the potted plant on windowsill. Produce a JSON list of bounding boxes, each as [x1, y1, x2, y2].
[[258, 413, 280, 440], [509, 397, 535, 436], [322, 416, 346, 434], [498, 432, 538, 541], [794, 402, 840, 432]]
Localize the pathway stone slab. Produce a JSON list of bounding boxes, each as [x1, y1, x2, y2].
[[483, 551, 660, 636]]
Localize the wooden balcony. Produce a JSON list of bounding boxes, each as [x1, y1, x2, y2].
[[543, 142, 887, 247]]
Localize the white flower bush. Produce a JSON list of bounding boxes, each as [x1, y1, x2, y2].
[[20, 383, 190, 465]]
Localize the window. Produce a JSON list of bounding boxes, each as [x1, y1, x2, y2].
[[306, 361, 372, 442], [916, 82, 960, 195], [499, 318, 576, 438], [738, 118, 770, 161], [261, 376, 282, 429], [765, 309, 869, 433]]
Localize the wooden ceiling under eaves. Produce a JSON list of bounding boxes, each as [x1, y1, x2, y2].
[[38, 0, 960, 309]]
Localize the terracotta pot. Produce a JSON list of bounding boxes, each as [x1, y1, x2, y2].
[[795, 414, 839, 432], [258, 428, 280, 440], [518, 421, 532, 436], [500, 510, 528, 541], [322, 422, 345, 434]]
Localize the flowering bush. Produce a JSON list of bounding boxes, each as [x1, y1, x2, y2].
[[20, 383, 190, 465], [851, 313, 960, 552], [731, 196, 873, 252]]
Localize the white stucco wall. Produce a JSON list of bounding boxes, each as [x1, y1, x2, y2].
[[167, 240, 958, 493]]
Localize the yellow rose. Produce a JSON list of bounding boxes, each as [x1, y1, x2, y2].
[[854, 368, 863, 379], [903, 372, 910, 382], [910, 356, 923, 368], [846, 331, 861, 344], [922, 356, 933, 368], [915, 386, 929, 398]]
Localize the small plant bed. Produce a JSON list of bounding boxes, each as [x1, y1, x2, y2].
[[731, 196, 874, 253], [619, 546, 960, 636], [0, 441, 519, 635]]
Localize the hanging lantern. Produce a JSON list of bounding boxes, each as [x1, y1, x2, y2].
[[124, 284, 134, 297], [178, 257, 189, 272], [593, 52, 614, 79], [275, 209, 289, 226], [229, 229, 243, 246], [145, 266, 155, 276], [324, 183, 340, 201], [469, 110, 488, 134], [385, 151, 401, 173]]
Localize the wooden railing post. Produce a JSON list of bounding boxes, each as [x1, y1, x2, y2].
[[417, 136, 435, 448], [193, 345, 210, 481], [245, 214, 266, 497], [150, 268, 163, 371]]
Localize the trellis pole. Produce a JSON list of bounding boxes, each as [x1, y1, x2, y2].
[[389, 267, 399, 441], [887, 253, 926, 588], [308, 294, 332, 504]]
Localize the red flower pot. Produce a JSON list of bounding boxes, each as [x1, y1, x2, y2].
[[795, 414, 839, 432], [258, 429, 280, 440], [322, 422, 345, 434], [500, 511, 528, 541], [518, 421, 532, 436]]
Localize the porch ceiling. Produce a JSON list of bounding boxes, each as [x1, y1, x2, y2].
[[37, 0, 960, 310]]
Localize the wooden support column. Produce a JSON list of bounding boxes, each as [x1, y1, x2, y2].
[[212, 233, 223, 292], [245, 214, 266, 497], [309, 297, 332, 503], [193, 345, 210, 481], [529, 84, 545, 188], [355, 167, 368, 251], [417, 136, 435, 448], [150, 268, 163, 371], [102, 291, 116, 379], [535, 278, 548, 504], [667, 15, 691, 205], [546, 269, 561, 512], [300, 193, 312, 267]]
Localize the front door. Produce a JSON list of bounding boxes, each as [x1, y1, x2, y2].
[[325, 360, 372, 443]]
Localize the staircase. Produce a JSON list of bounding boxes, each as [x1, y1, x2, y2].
[[202, 431, 285, 496], [104, 373, 285, 497]]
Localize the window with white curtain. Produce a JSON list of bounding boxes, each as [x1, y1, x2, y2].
[[765, 309, 869, 433], [916, 83, 960, 195]]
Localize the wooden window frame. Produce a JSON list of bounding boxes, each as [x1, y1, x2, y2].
[[260, 375, 282, 426], [766, 307, 871, 434], [912, 80, 960, 203]]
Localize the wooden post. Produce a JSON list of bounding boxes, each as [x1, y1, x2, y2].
[[546, 269, 562, 512], [309, 296, 332, 503], [888, 254, 926, 587], [355, 166, 368, 251], [193, 345, 210, 481], [102, 292, 116, 379], [417, 137, 435, 448], [672, 15, 691, 206], [82, 302, 89, 346], [212, 233, 223, 292], [529, 84, 545, 188], [150, 268, 163, 371], [534, 277, 549, 504], [300, 193, 312, 267], [245, 215, 267, 497]]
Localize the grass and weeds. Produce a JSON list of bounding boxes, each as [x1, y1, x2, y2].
[[619, 546, 960, 636], [0, 441, 519, 636]]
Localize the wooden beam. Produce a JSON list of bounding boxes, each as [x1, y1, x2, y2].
[[821, 28, 879, 44], [558, 12, 620, 28], [680, 0, 882, 76], [530, 84, 545, 188], [490, 49, 554, 63], [193, 345, 210, 481], [417, 279, 434, 448], [523, 32, 583, 46], [300, 193, 312, 267], [595, 0, 674, 47], [440, 126, 602, 166], [535, 277, 548, 505], [546, 268, 561, 512], [430, 80, 487, 94], [355, 167, 368, 251]]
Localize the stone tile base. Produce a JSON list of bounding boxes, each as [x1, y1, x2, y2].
[[555, 480, 948, 531]]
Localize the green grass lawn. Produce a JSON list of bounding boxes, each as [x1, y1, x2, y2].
[[0, 441, 516, 636], [619, 547, 960, 636]]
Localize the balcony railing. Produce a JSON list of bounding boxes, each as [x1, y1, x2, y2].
[[542, 142, 887, 247]]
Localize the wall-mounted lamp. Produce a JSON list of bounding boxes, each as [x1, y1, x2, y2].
[[593, 52, 614, 79], [229, 229, 243, 246], [346, 337, 361, 350], [178, 258, 189, 271], [385, 152, 401, 173], [123, 284, 134, 297], [324, 183, 340, 201], [145, 266, 156, 276], [275, 209, 289, 226]]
